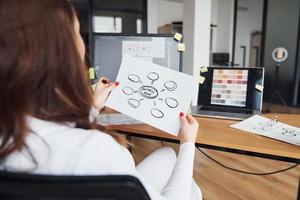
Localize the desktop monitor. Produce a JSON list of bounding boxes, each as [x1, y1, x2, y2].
[[93, 33, 182, 82]]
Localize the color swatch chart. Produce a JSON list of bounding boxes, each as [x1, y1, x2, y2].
[[211, 69, 248, 107]]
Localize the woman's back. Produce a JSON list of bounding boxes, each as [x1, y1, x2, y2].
[[0, 1, 202, 199], [1, 117, 135, 175]]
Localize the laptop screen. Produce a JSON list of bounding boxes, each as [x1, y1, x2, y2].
[[198, 67, 264, 111], [211, 69, 248, 107]]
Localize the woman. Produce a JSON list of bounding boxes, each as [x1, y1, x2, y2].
[[0, 0, 202, 199]]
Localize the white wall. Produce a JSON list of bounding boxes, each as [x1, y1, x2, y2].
[[157, 0, 183, 27], [147, 0, 183, 33], [234, 0, 264, 67], [147, 0, 158, 33], [183, 0, 211, 105], [211, 0, 235, 60]]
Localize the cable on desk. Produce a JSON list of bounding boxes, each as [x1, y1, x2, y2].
[[197, 147, 299, 175]]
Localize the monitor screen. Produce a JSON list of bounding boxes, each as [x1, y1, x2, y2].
[[93, 34, 181, 82], [211, 69, 248, 107]]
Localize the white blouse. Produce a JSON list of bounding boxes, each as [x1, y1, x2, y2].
[[0, 115, 195, 200]]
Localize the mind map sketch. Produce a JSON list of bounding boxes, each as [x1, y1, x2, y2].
[[122, 72, 179, 118], [253, 119, 300, 137]]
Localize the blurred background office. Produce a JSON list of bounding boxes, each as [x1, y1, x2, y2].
[[72, 0, 300, 107]]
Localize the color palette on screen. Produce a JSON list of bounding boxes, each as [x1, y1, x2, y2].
[[211, 69, 248, 107]]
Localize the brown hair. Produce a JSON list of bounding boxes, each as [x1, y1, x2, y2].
[[0, 0, 125, 159]]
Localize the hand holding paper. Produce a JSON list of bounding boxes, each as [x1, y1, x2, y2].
[[105, 55, 198, 136]]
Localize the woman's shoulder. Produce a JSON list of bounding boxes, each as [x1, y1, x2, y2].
[[28, 116, 115, 141], [24, 117, 135, 174]]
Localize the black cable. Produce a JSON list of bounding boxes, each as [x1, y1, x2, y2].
[[197, 147, 299, 175]]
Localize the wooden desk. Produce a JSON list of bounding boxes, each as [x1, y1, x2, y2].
[[107, 113, 300, 200], [108, 113, 300, 163]]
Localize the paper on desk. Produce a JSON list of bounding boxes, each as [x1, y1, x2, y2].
[[105, 55, 198, 136], [230, 115, 300, 146]]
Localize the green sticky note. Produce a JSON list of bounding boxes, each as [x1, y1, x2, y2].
[[89, 67, 95, 80]]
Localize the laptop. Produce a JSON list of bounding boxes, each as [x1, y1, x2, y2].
[[191, 67, 264, 120]]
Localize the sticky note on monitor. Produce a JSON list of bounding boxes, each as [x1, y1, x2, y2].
[[199, 76, 206, 84], [173, 33, 183, 41], [89, 67, 95, 80], [200, 66, 208, 73], [255, 84, 264, 92], [177, 43, 186, 52]]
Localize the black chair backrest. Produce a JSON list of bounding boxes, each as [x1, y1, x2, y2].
[[0, 170, 151, 200]]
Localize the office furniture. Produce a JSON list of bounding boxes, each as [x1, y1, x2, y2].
[[212, 53, 230, 66], [106, 113, 300, 199], [0, 171, 151, 200]]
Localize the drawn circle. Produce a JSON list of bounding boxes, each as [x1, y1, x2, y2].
[[128, 74, 141, 83], [281, 128, 297, 137], [272, 47, 288, 63], [147, 72, 159, 81], [127, 99, 140, 108], [282, 132, 296, 137], [151, 108, 164, 118], [164, 81, 177, 91], [122, 87, 134, 95], [165, 97, 178, 108], [139, 86, 158, 99]]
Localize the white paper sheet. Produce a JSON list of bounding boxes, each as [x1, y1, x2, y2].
[[105, 55, 198, 136], [230, 115, 300, 146]]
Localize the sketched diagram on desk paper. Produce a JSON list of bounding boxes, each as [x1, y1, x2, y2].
[[252, 118, 300, 137], [122, 72, 178, 118], [230, 115, 300, 146]]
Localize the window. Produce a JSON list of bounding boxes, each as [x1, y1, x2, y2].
[[93, 16, 122, 33]]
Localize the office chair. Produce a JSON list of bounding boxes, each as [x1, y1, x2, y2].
[[0, 170, 151, 200]]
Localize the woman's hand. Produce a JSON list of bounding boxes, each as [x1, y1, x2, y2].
[[178, 113, 199, 144], [93, 77, 119, 112]]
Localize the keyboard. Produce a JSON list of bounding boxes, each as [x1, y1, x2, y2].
[[200, 106, 253, 114], [95, 113, 143, 125]]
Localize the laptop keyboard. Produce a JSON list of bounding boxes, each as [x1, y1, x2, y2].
[[200, 106, 253, 114]]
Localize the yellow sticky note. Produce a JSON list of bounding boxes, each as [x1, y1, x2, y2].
[[173, 33, 183, 41], [200, 66, 208, 73], [255, 84, 264, 92], [177, 43, 186, 52], [91, 84, 97, 91], [89, 67, 95, 80], [199, 76, 206, 84]]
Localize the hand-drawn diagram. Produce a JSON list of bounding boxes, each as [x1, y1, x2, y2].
[[281, 128, 300, 137], [253, 119, 278, 132], [253, 118, 300, 137], [122, 72, 178, 118]]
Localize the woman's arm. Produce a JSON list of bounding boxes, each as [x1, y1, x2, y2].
[[139, 114, 199, 200], [89, 77, 119, 121], [93, 77, 119, 112]]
